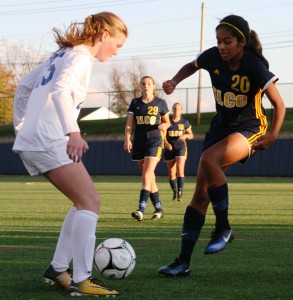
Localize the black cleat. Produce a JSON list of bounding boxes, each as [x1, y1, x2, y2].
[[158, 258, 190, 277]]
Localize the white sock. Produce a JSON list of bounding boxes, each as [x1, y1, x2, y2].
[[72, 210, 98, 283], [51, 206, 77, 272]]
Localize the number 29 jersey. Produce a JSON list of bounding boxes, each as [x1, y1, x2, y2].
[[196, 47, 278, 130], [127, 97, 169, 148]]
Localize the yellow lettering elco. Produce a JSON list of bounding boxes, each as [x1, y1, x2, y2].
[[213, 76, 249, 109]]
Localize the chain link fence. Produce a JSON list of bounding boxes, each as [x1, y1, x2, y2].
[[1, 83, 292, 137]]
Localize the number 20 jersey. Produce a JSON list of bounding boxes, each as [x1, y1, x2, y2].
[[196, 47, 278, 130]]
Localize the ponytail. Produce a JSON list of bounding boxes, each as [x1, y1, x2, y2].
[[247, 30, 269, 69]]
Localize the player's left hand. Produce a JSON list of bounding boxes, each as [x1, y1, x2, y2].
[[178, 135, 186, 142], [164, 142, 172, 150], [67, 132, 89, 162], [158, 123, 169, 131], [251, 134, 275, 150]]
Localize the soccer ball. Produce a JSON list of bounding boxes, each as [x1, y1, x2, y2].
[[94, 238, 136, 279]]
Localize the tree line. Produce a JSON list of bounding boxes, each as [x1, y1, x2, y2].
[[0, 40, 158, 125]]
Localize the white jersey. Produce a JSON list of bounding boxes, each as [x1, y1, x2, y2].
[[13, 45, 95, 152]]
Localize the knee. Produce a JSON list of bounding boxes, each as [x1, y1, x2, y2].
[[200, 152, 214, 170], [190, 185, 210, 212], [177, 169, 184, 177], [76, 189, 101, 213], [196, 186, 208, 202], [142, 171, 154, 185], [170, 169, 176, 178], [90, 193, 100, 207], [87, 193, 100, 212], [141, 174, 148, 186]]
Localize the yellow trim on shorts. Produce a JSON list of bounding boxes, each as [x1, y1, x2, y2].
[[156, 146, 163, 159], [246, 89, 268, 148], [160, 130, 164, 147], [156, 130, 164, 159]]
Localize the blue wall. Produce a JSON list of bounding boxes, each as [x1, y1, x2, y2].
[[1, 139, 293, 176]]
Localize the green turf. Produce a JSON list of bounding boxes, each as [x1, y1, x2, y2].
[[0, 175, 292, 299]]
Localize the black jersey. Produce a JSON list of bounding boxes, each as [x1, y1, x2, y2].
[[196, 47, 277, 131], [166, 118, 191, 148], [127, 97, 169, 147]]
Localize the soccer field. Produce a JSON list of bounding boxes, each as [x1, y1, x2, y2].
[[0, 175, 292, 300]]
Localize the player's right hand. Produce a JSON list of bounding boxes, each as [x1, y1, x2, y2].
[[124, 141, 132, 154], [162, 80, 176, 94], [164, 142, 172, 151]]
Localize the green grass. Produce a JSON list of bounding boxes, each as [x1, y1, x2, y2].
[[0, 175, 292, 299], [1, 107, 293, 138]]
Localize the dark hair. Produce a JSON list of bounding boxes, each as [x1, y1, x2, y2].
[[216, 15, 269, 69]]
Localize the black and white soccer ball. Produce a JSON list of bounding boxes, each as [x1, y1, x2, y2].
[[94, 238, 136, 279]]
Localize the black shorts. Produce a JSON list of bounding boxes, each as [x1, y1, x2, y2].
[[202, 128, 265, 164], [202, 113, 268, 159], [164, 140, 187, 161], [132, 129, 163, 161]]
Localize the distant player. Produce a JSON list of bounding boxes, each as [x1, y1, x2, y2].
[[124, 76, 170, 221], [158, 14, 285, 277], [12, 12, 128, 297], [164, 102, 193, 201]]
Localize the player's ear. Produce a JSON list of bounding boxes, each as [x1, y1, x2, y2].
[[240, 37, 247, 47], [101, 30, 109, 42]]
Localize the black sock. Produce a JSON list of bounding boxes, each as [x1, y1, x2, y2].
[[138, 189, 150, 213], [208, 183, 230, 230], [177, 177, 185, 192], [179, 206, 205, 265], [150, 191, 162, 211], [169, 179, 177, 193]]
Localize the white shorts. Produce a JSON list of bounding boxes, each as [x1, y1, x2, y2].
[[19, 141, 73, 176]]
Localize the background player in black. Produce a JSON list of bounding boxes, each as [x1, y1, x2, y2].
[[164, 103, 193, 201], [124, 76, 170, 221], [159, 15, 285, 277]]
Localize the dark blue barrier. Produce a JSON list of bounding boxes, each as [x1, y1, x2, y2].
[[0, 143, 28, 175], [1, 139, 293, 176]]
